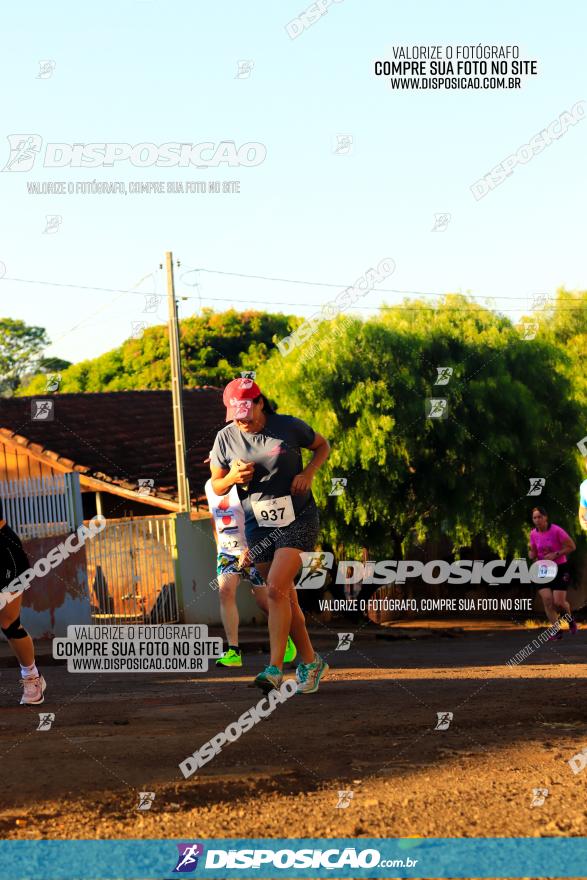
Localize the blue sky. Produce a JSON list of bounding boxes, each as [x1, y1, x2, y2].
[[1, 0, 585, 364]]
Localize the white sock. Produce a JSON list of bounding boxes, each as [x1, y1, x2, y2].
[[20, 663, 38, 680]]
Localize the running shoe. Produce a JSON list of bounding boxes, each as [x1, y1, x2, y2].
[[20, 675, 46, 705], [216, 648, 242, 668], [296, 654, 329, 694], [284, 636, 297, 664], [569, 618, 579, 635], [547, 630, 563, 641], [254, 665, 283, 693]]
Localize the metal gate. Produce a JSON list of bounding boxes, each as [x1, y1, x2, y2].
[[0, 472, 84, 539], [85, 516, 178, 624]]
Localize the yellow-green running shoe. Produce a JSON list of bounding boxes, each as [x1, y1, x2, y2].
[[284, 636, 297, 664], [216, 648, 242, 668]]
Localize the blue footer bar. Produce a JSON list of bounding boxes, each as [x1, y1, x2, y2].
[[1, 837, 587, 879]]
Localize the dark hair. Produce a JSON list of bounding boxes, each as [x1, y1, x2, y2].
[[254, 394, 277, 414], [531, 506, 549, 522]]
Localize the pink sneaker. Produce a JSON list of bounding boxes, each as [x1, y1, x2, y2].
[[20, 675, 46, 705]]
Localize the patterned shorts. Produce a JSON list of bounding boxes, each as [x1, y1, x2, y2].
[[216, 552, 265, 587], [245, 507, 320, 564]]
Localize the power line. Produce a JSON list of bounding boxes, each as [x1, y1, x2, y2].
[[1, 271, 585, 310]]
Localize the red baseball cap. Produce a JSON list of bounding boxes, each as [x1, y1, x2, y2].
[[223, 377, 261, 422]]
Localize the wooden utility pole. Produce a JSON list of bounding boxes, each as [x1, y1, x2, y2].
[[165, 251, 190, 513]]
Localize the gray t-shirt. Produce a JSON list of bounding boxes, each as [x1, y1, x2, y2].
[[210, 413, 316, 526]]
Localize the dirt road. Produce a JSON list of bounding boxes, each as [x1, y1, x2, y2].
[[1, 626, 586, 842]]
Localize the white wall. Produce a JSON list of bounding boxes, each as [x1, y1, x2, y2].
[[173, 514, 263, 626]]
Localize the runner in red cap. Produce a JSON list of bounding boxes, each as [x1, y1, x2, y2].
[[210, 378, 331, 694]]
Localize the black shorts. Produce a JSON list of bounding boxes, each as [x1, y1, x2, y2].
[[551, 562, 573, 591], [536, 561, 573, 591], [245, 506, 320, 564], [0, 524, 29, 589]]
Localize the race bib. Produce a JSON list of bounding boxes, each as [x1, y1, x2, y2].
[[251, 495, 295, 527]]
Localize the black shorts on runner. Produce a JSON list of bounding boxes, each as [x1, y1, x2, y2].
[[550, 562, 573, 591], [0, 523, 30, 589], [245, 506, 320, 564]]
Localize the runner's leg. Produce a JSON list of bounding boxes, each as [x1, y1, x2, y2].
[[258, 549, 314, 668], [217, 571, 240, 646], [538, 588, 559, 626], [552, 589, 572, 619], [252, 585, 269, 615], [0, 594, 34, 669]]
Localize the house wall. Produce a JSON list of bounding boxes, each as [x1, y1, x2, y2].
[[173, 514, 261, 626], [17, 533, 91, 638], [0, 438, 61, 481]]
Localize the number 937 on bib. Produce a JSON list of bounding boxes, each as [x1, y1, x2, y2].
[[251, 495, 295, 527]]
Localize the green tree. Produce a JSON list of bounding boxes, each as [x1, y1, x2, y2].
[[257, 296, 583, 560], [0, 318, 50, 396], [18, 309, 300, 394], [533, 288, 587, 412]]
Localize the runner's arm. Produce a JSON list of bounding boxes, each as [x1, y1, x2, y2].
[[210, 461, 254, 496], [580, 503, 587, 531], [291, 432, 330, 495], [543, 535, 576, 560]]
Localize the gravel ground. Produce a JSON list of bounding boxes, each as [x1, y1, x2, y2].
[[1, 626, 586, 865]]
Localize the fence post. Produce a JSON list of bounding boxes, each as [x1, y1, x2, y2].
[[64, 473, 84, 530]]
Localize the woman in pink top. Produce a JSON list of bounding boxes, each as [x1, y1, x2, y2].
[[529, 506, 577, 639]]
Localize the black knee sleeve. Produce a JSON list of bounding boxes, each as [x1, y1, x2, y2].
[[1, 616, 28, 640]]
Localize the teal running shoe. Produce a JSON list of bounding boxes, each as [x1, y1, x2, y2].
[[296, 654, 329, 694], [254, 665, 283, 694]]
